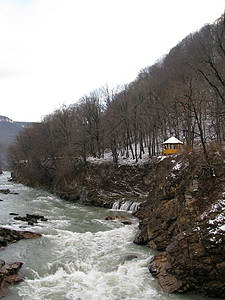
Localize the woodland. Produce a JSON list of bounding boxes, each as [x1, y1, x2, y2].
[[8, 15, 225, 182]]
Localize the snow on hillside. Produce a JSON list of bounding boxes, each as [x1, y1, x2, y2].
[[196, 192, 225, 246], [87, 147, 153, 165]]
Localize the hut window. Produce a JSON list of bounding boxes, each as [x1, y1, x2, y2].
[[170, 144, 177, 149]]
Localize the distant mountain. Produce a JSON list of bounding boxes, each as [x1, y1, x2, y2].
[[0, 116, 32, 169]]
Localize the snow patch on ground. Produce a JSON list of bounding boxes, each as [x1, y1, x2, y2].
[[173, 162, 182, 171], [200, 198, 225, 242], [220, 224, 225, 231], [87, 146, 153, 165], [87, 146, 183, 166], [193, 226, 201, 232], [157, 155, 167, 162]]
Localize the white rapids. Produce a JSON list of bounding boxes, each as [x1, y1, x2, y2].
[[0, 172, 219, 300]]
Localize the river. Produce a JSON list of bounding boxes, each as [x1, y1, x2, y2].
[[0, 172, 219, 300]]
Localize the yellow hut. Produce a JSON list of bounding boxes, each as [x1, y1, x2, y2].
[[163, 137, 183, 155]]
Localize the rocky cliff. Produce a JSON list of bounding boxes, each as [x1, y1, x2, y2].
[[12, 146, 225, 297], [134, 148, 225, 297]]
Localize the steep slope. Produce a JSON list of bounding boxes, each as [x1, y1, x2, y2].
[[134, 148, 225, 297]]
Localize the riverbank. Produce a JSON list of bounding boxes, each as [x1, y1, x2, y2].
[[11, 146, 225, 297]]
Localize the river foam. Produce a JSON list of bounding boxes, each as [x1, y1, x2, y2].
[[17, 225, 157, 300]]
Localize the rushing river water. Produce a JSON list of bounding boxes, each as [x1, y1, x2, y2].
[[0, 172, 219, 300]]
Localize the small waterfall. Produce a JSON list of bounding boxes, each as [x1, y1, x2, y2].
[[111, 200, 140, 212], [129, 201, 140, 211]]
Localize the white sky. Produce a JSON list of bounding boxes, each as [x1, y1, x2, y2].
[[0, 0, 224, 122]]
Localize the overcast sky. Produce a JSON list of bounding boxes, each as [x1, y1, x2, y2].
[[0, 0, 224, 122]]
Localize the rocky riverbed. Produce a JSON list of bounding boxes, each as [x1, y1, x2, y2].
[[0, 224, 42, 298]]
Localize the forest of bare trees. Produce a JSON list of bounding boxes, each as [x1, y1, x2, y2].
[[8, 15, 224, 183]]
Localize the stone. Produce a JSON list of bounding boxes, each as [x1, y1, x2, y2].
[[105, 215, 128, 221], [0, 189, 10, 194], [0, 227, 42, 249], [116, 215, 128, 220], [105, 216, 116, 220], [120, 254, 138, 264], [121, 220, 133, 225], [0, 189, 19, 195], [14, 213, 48, 225], [0, 261, 23, 299], [149, 252, 183, 293], [0, 227, 42, 298]]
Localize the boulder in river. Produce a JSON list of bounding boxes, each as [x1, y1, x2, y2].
[[0, 189, 19, 195], [0, 227, 42, 249], [120, 254, 138, 264], [13, 214, 48, 226], [105, 215, 133, 225], [0, 227, 41, 298], [0, 260, 23, 299], [0, 189, 10, 194], [105, 215, 128, 220]]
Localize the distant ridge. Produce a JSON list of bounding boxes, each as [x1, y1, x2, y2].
[[0, 116, 14, 123], [0, 115, 32, 169]]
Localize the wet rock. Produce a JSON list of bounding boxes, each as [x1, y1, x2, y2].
[[105, 216, 116, 220], [121, 220, 133, 225], [0, 260, 23, 299], [0, 227, 42, 249], [105, 215, 132, 224], [26, 214, 48, 221], [14, 213, 48, 225], [105, 215, 128, 220], [116, 215, 128, 220], [0, 189, 19, 195], [0, 189, 10, 194], [148, 252, 182, 293], [9, 213, 19, 216], [0, 227, 42, 297], [120, 254, 138, 264], [133, 223, 149, 245]]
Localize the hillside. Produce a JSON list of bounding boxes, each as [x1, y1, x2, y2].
[[0, 116, 32, 169]]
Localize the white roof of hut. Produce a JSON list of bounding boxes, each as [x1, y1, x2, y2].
[[163, 137, 183, 144]]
